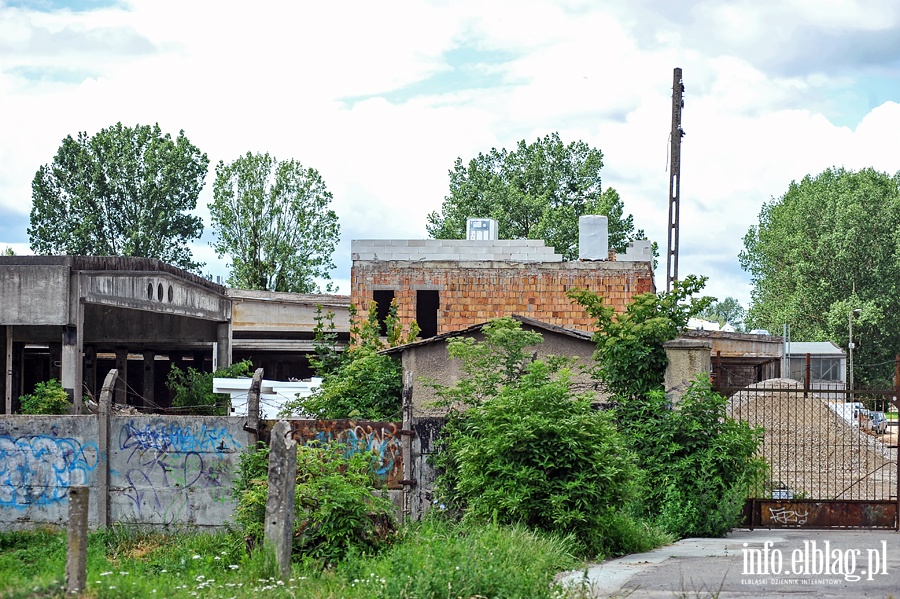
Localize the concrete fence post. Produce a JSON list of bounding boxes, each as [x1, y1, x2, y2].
[[97, 369, 117, 529], [264, 420, 297, 580], [66, 485, 89, 595], [663, 339, 712, 404], [245, 368, 263, 446]]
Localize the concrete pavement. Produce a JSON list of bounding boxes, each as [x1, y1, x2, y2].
[[558, 529, 900, 598]]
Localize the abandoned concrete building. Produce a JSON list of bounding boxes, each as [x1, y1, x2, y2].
[[0, 256, 348, 413], [381, 314, 599, 418]]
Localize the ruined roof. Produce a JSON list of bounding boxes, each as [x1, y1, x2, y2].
[[0, 255, 225, 293]]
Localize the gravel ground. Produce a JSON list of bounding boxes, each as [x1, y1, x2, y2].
[[726, 379, 897, 500]]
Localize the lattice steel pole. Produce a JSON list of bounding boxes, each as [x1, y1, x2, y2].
[[666, 67, 684, 292]]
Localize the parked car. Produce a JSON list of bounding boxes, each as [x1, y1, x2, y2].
[[857, 408, 887, 434]]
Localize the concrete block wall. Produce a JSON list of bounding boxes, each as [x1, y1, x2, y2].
[[108, 416, 247, 527], [0, 414, 249, 531], [0, 416, 101, 528], [351, 239, 563, 262], [352, 259, 655, 334], [618, 240, 654, 263]]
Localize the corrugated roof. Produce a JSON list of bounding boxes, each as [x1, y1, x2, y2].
[[786, 341, 845, 356]]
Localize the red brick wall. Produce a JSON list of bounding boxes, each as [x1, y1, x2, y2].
[[351, 260, 655, 334]]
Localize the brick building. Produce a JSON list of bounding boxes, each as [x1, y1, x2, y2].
[[350, 218, 655, 336]]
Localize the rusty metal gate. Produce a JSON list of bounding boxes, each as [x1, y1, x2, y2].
[[715, 361, 899, 529]]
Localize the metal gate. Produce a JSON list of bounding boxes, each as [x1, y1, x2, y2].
[[715, 365, 899, 529]]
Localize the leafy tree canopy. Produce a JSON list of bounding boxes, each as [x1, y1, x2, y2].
[[29, 122, 207, 271], [568, 275, 713, 400], [426, 132, 648, 260], [740, 167, 900, 383], [209, 152, 340, 293], [696, 297, 746, 331]]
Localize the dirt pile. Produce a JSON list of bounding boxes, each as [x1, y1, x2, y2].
[[726, 378, 896, 500]]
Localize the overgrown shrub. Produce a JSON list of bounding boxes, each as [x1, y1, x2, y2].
[[281, 299, 418, 420], [431, 318, 662, 557], [19, 379, 71, 415], [619, 377, 765, 537], [233, 441, 396, 565], [568, 274, 713, 400], [571, 279, 764, 538], [167, 359, 253, 415]]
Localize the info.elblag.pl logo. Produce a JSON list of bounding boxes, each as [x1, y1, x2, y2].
[[742, 540, 890, 582]]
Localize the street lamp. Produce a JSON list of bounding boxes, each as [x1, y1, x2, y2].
[[849, 308, 861, 394]]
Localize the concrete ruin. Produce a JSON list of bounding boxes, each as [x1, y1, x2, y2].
[[0, 257, 351, 413]]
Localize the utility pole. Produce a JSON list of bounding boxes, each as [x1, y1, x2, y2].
[[666, 67, 684, 292]]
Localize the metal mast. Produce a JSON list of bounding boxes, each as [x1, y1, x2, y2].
[[666, 67, 684, 292]]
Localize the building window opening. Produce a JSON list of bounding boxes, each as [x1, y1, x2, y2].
[[417, 290, 439, 339], [373, 290, 395, 336]]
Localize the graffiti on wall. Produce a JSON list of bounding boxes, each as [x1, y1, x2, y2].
[[116, 420, 241, 521], [0, 435, 99, 509], [287, 420, 403, 487]]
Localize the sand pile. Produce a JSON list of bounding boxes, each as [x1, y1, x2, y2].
[[726, 378, 896, 500]]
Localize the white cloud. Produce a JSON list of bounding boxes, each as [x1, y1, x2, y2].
[[2, 0, 900, 311]]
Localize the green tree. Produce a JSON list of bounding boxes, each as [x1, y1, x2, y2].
[[697, 297, 746, 331], [209, 152, 340, 293], [426, 132, 648, 260], [280, 300, 419, 420], [2, 247, 14, 256], [740, 167, 900, 383], [568, 275, 713, 400], [29, 123, 207, 271]]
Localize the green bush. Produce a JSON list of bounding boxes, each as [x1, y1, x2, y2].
[[571, 276, 764, 538], [281, 300, 417, 420], [619, 376, 766, 537], [19, 379, 71, 415], [437, 361, 649, 556], [431, 318, 662, 557], [167, 359, 253, 415], [233, 441, 396, 565], [291, 346, 403, 420]]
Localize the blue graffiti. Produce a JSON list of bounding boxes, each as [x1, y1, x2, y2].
[[306, 426, 400, 478], [0, 435, 99, 509], [118, 420, 241, 458]]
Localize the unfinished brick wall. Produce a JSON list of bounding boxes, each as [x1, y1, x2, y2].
[[351, 258, 655, 334]]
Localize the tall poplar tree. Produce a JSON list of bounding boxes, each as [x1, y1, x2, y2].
[[29, 122, 208, 271], [209, 152, 340, 293]]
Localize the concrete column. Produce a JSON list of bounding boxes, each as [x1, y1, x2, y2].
[[3, 326, 10, 414], [663, 339, 712, 404], [246, 368, 263, 444], [49, 342, 62, 383], [264, 420, 297, 580], [216, 322, 232, 372], [114, 348, 128, 405], [142, 351, 155, 410], [66, 486, 90, 595], [61, 316, 84, 414]]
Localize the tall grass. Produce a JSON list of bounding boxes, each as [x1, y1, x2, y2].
[[0, 519, 583, 599]]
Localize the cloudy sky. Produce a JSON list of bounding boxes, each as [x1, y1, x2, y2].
[[2, 0, 899, 307]]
